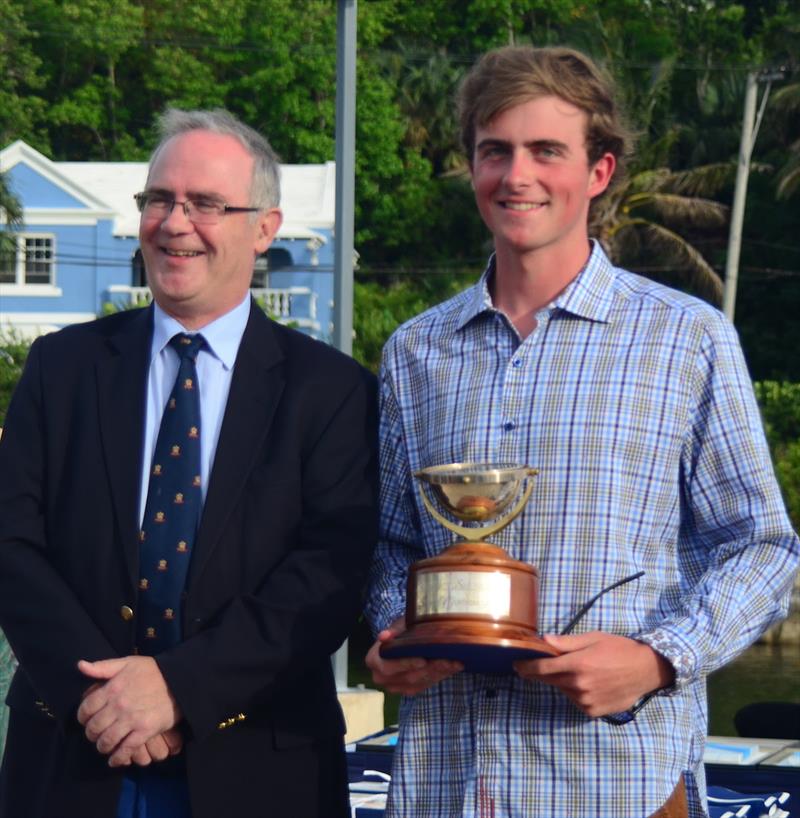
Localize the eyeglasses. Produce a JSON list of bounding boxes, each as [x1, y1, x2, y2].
[[557, 570, 659, 726], [134, 192, 259, 225]]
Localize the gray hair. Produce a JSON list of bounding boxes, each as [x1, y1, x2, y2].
[[149, 108, 281, 209]]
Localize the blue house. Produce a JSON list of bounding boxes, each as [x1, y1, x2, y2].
[[0, 140, 337, 340]]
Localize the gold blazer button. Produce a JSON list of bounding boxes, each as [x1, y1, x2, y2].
[[120, 605, 134, 621]]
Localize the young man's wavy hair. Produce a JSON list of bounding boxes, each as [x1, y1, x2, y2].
[[457, 46, 633, 195]]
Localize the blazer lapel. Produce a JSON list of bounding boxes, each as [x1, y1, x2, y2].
[[96, 308, 152, 587], [188, 306, 286, 584]]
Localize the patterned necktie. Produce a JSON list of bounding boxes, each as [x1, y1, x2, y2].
[[136, 333, 205, 655]]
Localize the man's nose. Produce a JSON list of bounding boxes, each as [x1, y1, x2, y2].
[[504, 149, 535, 188], [160, 201, 194, 232]]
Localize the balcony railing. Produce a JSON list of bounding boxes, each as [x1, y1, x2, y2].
[[106, 285, 320, 334]]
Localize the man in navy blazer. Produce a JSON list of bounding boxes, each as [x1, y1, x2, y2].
[[0, 108, 377, 818]]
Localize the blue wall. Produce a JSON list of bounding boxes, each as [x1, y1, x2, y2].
[[8, 165, 85, 208], [269, 232, 334, 342], [3, 220, 134, 316]]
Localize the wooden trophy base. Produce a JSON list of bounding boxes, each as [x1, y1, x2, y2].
[[380, 541, 558, 674]]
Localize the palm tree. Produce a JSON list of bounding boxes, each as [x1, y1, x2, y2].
[[0, 171, 23, 272], [380, 42, 463, 174], [590, 162, 731, 305], [771, 81, 800, 199]]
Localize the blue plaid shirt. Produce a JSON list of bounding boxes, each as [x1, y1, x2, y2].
[[365, 243, 799, 818]]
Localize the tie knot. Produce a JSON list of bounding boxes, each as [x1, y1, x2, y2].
[[169, 333, 205, 361]]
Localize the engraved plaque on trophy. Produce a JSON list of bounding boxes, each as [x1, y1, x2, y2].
[[380, 463, 558, 673]]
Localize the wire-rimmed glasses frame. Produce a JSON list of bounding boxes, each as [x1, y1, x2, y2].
[[134, 191, 260, 225]]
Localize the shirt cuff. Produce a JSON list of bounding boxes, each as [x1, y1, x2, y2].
[[635, 627, 698, 690]]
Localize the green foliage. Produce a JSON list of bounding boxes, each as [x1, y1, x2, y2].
[[754, 381, 800, 529], [0, 0, 45, 149], [0, 0, 798, 377], [755, 381, 800, 446], [352, 272, 472, 372], [0, 337, 31, 428]]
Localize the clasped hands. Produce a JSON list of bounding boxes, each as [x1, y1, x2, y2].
[[366, 618, 674, 717], [76, 655, 183, 768]]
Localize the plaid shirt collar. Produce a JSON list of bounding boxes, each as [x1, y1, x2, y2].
[[455, 240, 619, 331]]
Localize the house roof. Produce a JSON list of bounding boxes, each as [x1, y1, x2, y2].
[[1, 140, 335, 242]]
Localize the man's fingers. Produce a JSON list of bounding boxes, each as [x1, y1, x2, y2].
[[116, 732, 181, 768], [77, 684, 110, 726], [108, 746, 135, 768], [82, 707, 117, 743], [80, 682, 102, 701], [365, 617, 462, 696], [130, 745, 152, 767], [94, 722, 132, 756], [541, 633, 596, 651], [162, 728, 184, 756], [105, 727, 154, 766], [371, 655, 462, 695], [514, 632, 674, 717], [143, 735, 170, 763], [77, 658, 127, 681]]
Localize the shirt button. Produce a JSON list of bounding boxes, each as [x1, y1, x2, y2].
[[503, 422, 515, 432], [120, 605, 134, 622], [512, 358, 522, 368]]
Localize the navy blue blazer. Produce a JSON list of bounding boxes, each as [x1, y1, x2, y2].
[[0, 302, 378, 818]]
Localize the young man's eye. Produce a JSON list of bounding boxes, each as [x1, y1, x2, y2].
[[480, 146, 505, 160], [537, 146, 560, 159]]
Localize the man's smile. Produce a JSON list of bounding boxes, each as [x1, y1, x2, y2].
[[161, 248, 204, 257], [500, 201, 547, 211]]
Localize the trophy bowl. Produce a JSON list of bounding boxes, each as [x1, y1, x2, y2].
[[421, 462, 529, 523], [380, 463, 558, 674]]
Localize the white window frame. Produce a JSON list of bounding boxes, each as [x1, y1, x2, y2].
[[0, 233, 62, 296]]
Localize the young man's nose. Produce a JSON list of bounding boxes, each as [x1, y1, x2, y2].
[[503, 149, 536, 188]]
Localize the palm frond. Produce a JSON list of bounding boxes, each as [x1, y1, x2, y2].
[[638, 222, 724, 304], [664, 163, 737, 196], [628, 168, 672, 193], [0, 172, 23, 260], [627, 192, 728, 229], [771, 82, 800, 116], [777, 156, 800, 199], [0, 172, 23, 226]]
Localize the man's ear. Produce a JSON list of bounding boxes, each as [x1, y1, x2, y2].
[[255, 208, 283, 254], [588, 152, 616, 199]]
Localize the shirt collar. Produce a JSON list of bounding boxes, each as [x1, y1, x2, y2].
[[455, 241, 618, 331], [454, 255, 499, 331], [151, 293, 251, 370], [551, 241, 617, 324]]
